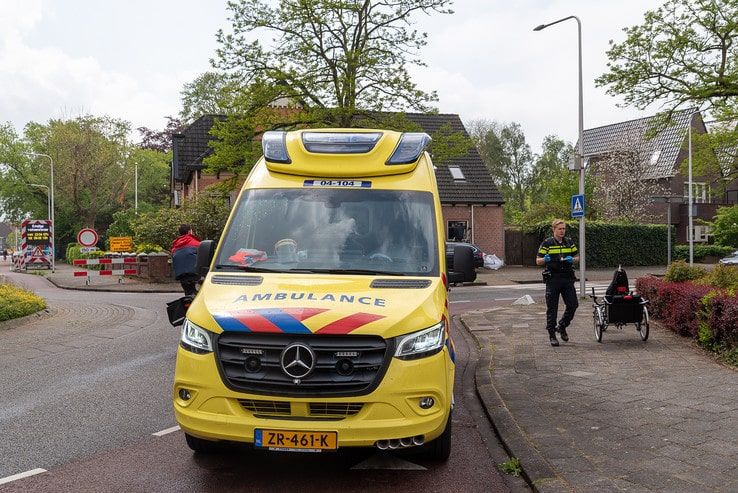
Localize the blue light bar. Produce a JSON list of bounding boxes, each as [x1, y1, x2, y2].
[[262, 131, 291, 163], [302, 132, 382, 154], [386, 133, 432, 165]]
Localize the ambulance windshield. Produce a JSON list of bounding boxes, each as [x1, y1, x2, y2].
[[215, 188, 438, 276]]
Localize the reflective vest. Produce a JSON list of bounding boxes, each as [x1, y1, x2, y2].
[[537, 236, 578, 276]]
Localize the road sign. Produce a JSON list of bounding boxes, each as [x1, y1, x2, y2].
[[77, 228, 99, 247], [109, 236, 133, 252], [571, 194, 585, 218]]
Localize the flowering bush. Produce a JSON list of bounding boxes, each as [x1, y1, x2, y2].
[[0, 284, 46, 322]]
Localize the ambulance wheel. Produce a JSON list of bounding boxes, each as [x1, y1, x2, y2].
[[419, 411, 452, 461], [185, 433, 220, 454]]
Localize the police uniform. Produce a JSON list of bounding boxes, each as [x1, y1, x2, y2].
[[537, 236, 579, 342]]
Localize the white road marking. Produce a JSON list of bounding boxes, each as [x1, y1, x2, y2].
[[449, 300, 471, 304], [0, 468, 47, 485], [153, 425, 181, 436]]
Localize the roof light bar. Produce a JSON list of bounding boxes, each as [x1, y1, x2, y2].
[[386, 133, 432, 165], [262, 131, 291, 163], [302, 132, 382, 154]]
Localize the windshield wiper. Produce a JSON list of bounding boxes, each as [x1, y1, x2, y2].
[[286, 268, 407, 276], [214, 264, 290, 273]]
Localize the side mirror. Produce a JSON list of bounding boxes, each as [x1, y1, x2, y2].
[[196, 240, 215, 277], [447, 245, 476, 285]]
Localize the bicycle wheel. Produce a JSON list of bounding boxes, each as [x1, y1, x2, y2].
[[593, 307, 604, 343], [638, 306, 650, 341]]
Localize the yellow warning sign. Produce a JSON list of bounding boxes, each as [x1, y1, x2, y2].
[[109, 236, 134, 252]]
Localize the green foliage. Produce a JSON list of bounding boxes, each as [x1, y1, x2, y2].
[[131, 195, 230, 250], [107, 209, 137, 238], [711, 205, 738, 247], [698, 264, 738, 290], [673, 244, 734, 261], [525, 221, 670, 267], [0, 283, 46, 322], [498, 457, 522, 477], [135, 243, 164, 254], [664, 260, 708, 282], [596, 0, 738, 119]]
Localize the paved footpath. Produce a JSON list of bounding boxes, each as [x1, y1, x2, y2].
[[462, 302, 738, 493]]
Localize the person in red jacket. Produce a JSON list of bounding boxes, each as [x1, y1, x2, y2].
[[170, 224, 201, 296]]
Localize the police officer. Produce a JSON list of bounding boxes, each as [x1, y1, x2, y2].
[[536, 219, 579, 346]]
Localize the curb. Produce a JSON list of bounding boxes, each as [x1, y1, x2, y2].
[[45, 277, 181, 294], [459, 314, 567, 493]]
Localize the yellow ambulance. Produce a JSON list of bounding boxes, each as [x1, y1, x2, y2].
[[173, 129, 475, 460]]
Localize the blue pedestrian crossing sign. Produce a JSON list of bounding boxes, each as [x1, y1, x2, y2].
[[571, 194, 585, 218]]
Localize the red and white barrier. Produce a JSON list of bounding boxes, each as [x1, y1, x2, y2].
[[72, 257, 139, 284], [72, 258, 138, 266]]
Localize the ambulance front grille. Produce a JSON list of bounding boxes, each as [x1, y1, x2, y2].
[[237, 400, 364, 419], [216, 333, 392, 397]]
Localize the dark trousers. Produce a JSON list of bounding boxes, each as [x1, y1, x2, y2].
[[178, 273, 199, 297], [545, 277, 578, 333]]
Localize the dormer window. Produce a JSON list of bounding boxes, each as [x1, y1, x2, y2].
[[449, 166, 465, 181]]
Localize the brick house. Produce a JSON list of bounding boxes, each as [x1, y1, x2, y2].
[[581, 109, 738, 244], [171, 113, 506, 258]]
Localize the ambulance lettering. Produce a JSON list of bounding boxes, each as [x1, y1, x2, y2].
[[233, 292, 387, 307]]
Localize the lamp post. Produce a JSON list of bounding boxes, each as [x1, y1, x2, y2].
[[29, 183, 51, 220], [650, 195, 685, 266], [535, 15, 586, 297], [135, 164, 138, 213], [25, 152, 55, 273]]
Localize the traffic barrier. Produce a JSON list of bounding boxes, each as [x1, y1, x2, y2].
[[72, 257, 139, 284]]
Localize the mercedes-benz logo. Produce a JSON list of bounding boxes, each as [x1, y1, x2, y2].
[[280, 343, 316, 379]]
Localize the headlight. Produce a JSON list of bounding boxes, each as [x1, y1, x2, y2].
[[180, 318, 213, 354], [394, 321, 446, 360]]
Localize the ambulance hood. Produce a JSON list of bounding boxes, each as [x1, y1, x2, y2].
[[192, 273, 446, 339]]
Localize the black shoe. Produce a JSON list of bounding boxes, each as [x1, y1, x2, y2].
[[559, 327, 569, 342], [549, 334, 559, 346]]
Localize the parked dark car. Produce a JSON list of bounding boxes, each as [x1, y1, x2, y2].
[[719, 250, 738, 265], [446, 241, 484, 270]]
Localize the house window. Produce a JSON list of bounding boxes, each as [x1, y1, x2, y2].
[[689, 225, 713, 243], [684, 182, 709, 203], [449, 166, 465, 181], [448, 220, 468, 241]]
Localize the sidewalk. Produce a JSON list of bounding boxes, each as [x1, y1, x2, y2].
[[461, 283, 738, 492], [5, 260, 182, 293]]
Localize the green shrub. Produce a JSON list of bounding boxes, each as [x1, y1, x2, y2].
[[673, 244, 733, 261], [698, 264, 738, 290], [712, 205, 738, 247], [664, 260, 707, 282], [0, 284, 46, 322], [135, 242, 164, 254]]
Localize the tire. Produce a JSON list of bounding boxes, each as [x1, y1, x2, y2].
[[185, 433, 221, 454], [593, 308, 603, 343], [638, 306, 650, 341], [418, 411, 452, 461]]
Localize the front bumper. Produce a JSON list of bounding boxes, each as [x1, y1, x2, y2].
[[173, 345, 454, 447]]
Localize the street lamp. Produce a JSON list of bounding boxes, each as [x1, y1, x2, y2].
[[29, 183, 51, 220], [534, 15, 586, 297], [650, 195, 685, 266], [25, 152, 55, 273]]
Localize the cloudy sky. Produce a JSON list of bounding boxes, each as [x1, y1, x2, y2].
[[1, 0, 666, 153]]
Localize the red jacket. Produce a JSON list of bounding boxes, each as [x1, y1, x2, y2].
[[171, 232, 200, 254]]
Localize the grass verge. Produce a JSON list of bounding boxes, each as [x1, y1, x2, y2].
[[0, 283, 46, 322]]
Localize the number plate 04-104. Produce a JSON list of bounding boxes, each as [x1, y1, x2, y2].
[[254, 429, 338, 452]]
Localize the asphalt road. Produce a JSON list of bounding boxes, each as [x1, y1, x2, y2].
[[0, 273, 525, 492]]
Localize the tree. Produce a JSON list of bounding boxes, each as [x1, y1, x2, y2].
[[589, 132, 668, 222], [597, 0, 738, 121], [711, 204, 738, 247], [137, 116, 185, 152], [196, 0, 458, 181]]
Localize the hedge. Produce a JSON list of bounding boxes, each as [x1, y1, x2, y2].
[[635, 276, 738, 351], [525, 221, 671, 267], [673, 244, 734, 262]]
